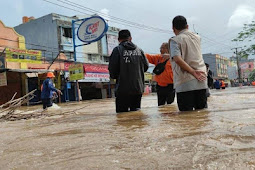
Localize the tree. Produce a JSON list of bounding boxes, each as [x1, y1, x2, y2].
[[233, 21, 255, 56], [248, 70, 255, 82]]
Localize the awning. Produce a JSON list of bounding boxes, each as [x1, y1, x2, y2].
[[26, 73, 38, 78]]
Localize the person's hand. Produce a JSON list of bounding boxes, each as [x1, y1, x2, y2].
[[57, 90, 63, 95], [161, 53, 170, 60], [192, 70, 207, 81]]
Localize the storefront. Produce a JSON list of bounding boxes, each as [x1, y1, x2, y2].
[[64, 63, 113, 100]]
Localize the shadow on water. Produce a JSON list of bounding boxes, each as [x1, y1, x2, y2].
[[115, 111, 149, 129]]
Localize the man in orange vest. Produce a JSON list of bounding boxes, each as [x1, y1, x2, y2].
[[145, 42, 175, 106]]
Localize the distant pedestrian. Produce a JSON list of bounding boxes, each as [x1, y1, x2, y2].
[[168, 15, 208, 111], [214, 79, 221, 89], [108, 29, 149, 113], [205, 63, 213, 89], [221, 80, 225, 89], [145, 42, 175, 106], [205, 63, 213, 97], [41, 72, 62, 110]]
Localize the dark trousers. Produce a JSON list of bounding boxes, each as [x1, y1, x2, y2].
[[157, 84, 175, 106], [42, 98, 53, 109], [177, 89, 207, 111], [116, 94, 142, 113]]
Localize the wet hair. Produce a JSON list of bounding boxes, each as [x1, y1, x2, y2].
[[172, 15, 187, 30], [118, 29, 131, 40]]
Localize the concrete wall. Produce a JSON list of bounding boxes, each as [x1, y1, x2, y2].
[[14, 14, 59, 60]]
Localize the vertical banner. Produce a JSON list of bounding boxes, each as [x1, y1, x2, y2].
[[107, 34, 119, 56]]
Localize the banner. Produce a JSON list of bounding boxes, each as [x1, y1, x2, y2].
[[5, 48, 42, 64], [107, 34, 118, 55], [68, 63, 84, 81], [82, 64, 109, 82]]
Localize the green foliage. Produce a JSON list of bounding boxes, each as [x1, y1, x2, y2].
[[248, 69, 255, 81], [233, 21, 255, 56]]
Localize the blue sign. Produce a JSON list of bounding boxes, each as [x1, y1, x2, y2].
[[77, 16, 108, 43]]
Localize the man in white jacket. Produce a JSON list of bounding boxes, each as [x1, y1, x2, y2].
[[169, 15, 208, 111]]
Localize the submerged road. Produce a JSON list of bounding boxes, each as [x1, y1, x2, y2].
[[0, 87, 255, 169]]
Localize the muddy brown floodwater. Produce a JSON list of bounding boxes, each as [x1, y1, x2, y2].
[[1, 87, 255, 169]]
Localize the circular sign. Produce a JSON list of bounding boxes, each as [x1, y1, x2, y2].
[[77, 16, 108, 43]]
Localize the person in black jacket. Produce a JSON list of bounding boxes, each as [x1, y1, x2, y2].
[[205, 63, 213, 89], [108, 29, 149, 113]]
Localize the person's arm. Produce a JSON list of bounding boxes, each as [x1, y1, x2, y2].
[[170, 40, 206, 81], [145, 53, 158, 64], [108, 47, 120, 79], [173, 56, 206, 81], [48, 80, 62, 94]]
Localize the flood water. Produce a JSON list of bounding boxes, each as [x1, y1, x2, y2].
[[1, 87, 255, 169]]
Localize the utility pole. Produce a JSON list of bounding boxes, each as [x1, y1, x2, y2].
[[231, 47, 242, 83]]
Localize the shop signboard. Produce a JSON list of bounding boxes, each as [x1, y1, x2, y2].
[[5, 48, 42, 64], [65, 63, 110, 82], [68, 63, 84, 81], [77, 16, 108, 43], [81, 64, 109, 82], [0, 72, 7, 86], [145, 72, 153, 81]]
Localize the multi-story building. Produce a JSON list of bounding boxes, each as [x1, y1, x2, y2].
[[14, 13, 120, 100], [229, 57, 254, 80], [203, 53, 229, 79], [0, 20, 66, 104]]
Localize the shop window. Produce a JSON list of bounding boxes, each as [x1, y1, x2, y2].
[[31, 56, 37, 60], [62, 27, 72, 38], [12, 54, 18, 59], [25, 56, 31, 60], [19, 55, 25, 59]]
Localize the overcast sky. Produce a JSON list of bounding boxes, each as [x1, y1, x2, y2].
[[1, 0, 255, 58]]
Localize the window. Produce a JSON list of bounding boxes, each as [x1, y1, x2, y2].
[[88, 54, 92, 61], [62, 27, 72, 38], [12, 54, 18, 59], [64, 52, 74, 60], [19, 55, 24, 59], [31, 56, 37, 60], [25, 56, 30, 60], [104, 56, 109, 63]]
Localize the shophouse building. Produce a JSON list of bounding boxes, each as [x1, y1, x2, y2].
[[15, 13, 120, 101], [203, 53, 229, 79]]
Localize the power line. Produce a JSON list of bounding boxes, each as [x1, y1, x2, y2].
[[42, 0, 174, 35]]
